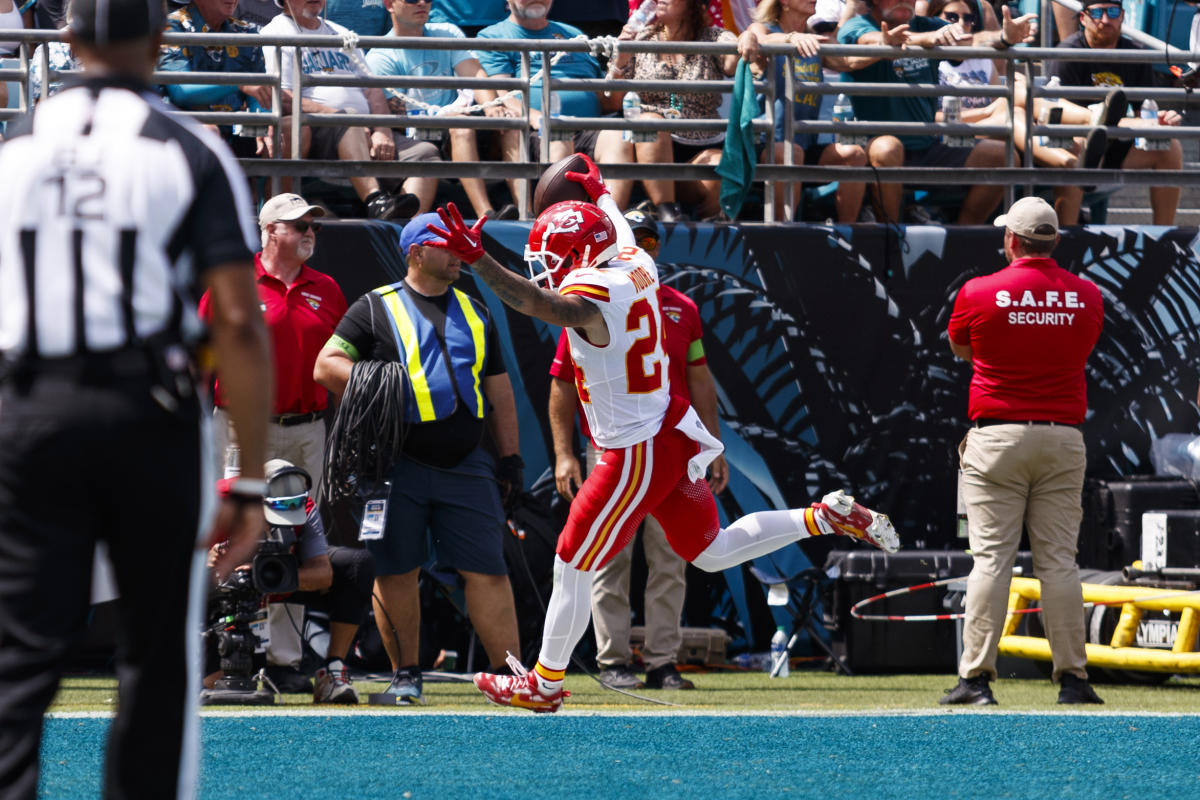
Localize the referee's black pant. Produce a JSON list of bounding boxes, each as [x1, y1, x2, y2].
[[0, 362, 207, 800]]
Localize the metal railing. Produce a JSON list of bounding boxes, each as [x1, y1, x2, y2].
[[2, 27, 1199, 221]]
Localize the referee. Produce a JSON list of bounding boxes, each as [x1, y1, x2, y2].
[[0, 0, 273, 798]]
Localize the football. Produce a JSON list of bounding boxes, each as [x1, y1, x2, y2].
[[533, 152, 591, 215]]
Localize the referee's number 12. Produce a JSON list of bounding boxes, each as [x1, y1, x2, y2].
[[43, 169, 107, 221]]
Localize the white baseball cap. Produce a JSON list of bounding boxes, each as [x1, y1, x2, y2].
[[993, 196, 1059, 241], [263, 459, 312, 526], [258, 193, 326, 230]]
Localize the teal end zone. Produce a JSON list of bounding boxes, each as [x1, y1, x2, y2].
[[42, 713, 1200, 799]]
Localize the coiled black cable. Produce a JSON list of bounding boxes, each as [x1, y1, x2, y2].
[[320, 360, 410, 510]]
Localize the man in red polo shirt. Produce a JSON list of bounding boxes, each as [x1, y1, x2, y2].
[[547, 210, 728, 691], [943, 195, 1104, 706], [202, 193, 347, 486], [200, 192, 348, 693]]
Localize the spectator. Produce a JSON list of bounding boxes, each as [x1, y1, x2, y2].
[[204, 460, 375, 704], [746, 0, 868, 222], [836, 0, 1035, 224], [366, 0, 519, 221], [474, 0, 612, 203], [313, 214, 524, 705], [548, 210, 728, 690], [1048, 0, 1184, 225], [29, 35, 78, 100], [593, 0, 753, 221], [159, 0, 271, 158], [429, 0, 506, 36], [927, 0, 1109, 225], [326, 0, 390, 37], [199, 193, 348, 693], [235, 0, 280, 25], [0, 0, 31, 57], [261, 0, 438, 219]]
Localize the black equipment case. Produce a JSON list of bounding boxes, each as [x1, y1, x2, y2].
[[1079, 477, 1200, 569]]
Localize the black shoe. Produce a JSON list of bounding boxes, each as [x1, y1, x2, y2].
[[938, 675, 997, 705], [491, 203, 519, 220], [1081, 126, 1108, 169], [365, 190, 419, 221], [654, 202, 688, 223], [598, 665, 644, 689], [643, 663, 695, 690], [1100, 87, 1127, 129], [1057, 673, 1104, 705], [264, 664, 314, 694]]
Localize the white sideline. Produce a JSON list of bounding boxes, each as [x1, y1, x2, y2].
[[46, 708, 1200, 719]]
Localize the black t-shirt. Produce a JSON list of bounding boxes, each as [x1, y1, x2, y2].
[[1049, 32, 1154, 114], [332, 281, 506, 467]]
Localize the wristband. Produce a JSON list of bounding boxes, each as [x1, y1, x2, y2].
[[997, 33, 1012, 49]]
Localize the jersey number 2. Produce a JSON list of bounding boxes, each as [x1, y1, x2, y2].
[[625, 297, 662, 394]]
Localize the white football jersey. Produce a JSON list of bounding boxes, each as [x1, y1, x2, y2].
[[560, 245, 671, 449]]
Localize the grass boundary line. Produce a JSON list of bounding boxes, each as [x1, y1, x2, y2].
[[45, 708, 1200, 720]]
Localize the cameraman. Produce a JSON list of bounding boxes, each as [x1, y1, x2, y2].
[[207, 460, 374, 703]]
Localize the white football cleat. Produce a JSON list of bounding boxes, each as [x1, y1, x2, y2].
[[805, 489, 900, 553]]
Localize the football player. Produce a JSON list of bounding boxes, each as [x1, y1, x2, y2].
[[425, 155, 900, 712]]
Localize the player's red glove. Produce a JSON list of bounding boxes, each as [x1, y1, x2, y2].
[[564, 153, 609, 201], [425, 202, 487, 263]]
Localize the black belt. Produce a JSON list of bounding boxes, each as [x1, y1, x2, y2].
[[271, 411, 323, 426], [973, 418, 1078, 429]]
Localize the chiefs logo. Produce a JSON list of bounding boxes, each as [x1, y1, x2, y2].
[[547, 209, 584, 234]]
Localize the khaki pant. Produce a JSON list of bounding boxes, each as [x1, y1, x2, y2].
[[212, 406, 327, 494], [958, 423, 1088, 683], [586, 446, 688, 670]]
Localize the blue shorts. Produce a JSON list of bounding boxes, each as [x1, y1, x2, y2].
[[366, 449, 509, 577]]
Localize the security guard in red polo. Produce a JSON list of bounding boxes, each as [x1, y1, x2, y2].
[[201, 193, 348, 487], [943, 195, 1104, 706]]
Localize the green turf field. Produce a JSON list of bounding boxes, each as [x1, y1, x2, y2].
[[50, 670, 1200, 714]]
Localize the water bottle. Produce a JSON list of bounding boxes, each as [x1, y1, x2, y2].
[[956, 468, 968, 539], [622, 91, 653, 143], [628, 0, 656, 32], [769, 626, 790, 678], [547, 92, 574, 142], [223, 444, 241, 479], [1135, 98, 1166, 151], [731, 652, 772, 671], [942, 95, 974, 148], [832, 93, 863, 147]]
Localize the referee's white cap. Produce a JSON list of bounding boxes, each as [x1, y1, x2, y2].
[[68, 0, 166, 46]]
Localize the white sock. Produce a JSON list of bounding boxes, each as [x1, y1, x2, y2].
[[534, 556, 593, 691], [691, 508, 818, 572]]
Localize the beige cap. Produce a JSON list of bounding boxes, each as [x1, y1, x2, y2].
[[258, 193, 326, 229], [993, 196, 1059, 241]]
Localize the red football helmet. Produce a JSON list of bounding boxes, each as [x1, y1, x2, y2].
[[525, 201, 619, 289]]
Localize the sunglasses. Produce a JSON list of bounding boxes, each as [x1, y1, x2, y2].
[[942, 11, 978, 24], [1085, 6, 1123, 19], [636, 234, 659, 250], [288, 220, 322, 234], [264, 492, 307, 513]]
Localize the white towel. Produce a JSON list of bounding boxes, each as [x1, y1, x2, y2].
[[674, 405, 725, 482]]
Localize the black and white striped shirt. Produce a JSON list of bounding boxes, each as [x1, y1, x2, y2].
[[0, 76, 258, 361]]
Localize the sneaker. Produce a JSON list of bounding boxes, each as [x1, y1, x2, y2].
[[1081, 127, 1108, 169], [313, 660, 358, 704], [264, 664, 313, 694], [1088, 87, 1127, 129], [1057, 673, 1104, 705], [643, 663, 695, 690], [598, 665, 644, 689], [365, 190, 419, 221], [939, 675, 998, 705], [474, 654, 569, 713], [369, 667, 424, 706], [654, 202, 688, 223], [807, 490, 900, 553], [491, 203, 519, 220]]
